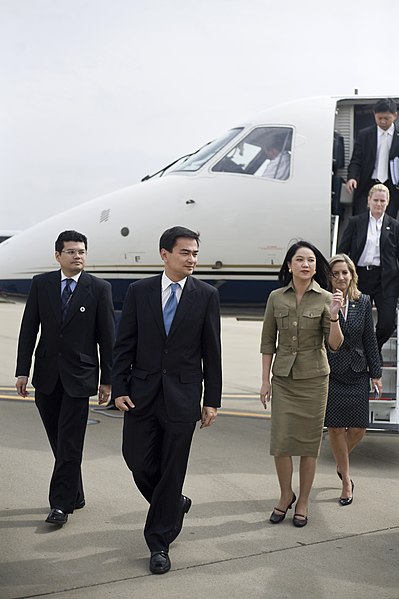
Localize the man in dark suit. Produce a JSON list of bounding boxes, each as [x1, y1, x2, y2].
[[112, 226, 222, 575], [338, 184, 399, 356], [15, 230, 115, 526], [346, 98, 399, 216]]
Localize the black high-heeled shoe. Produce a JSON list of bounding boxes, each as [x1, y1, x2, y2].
[[339, 479, 354, 506], [269, 493, 296, 524], [293, 513, 308, 527]]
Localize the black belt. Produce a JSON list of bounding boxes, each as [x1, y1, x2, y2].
[[357, 265, 381, 271]]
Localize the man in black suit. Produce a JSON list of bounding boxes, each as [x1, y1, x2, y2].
[[16, 230, 115, 525], [346, 98, 399, 217], [112, 226, 222, 575], [338, 184, 399, 356]]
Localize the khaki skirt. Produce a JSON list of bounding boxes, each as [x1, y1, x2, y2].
[[270, 373, 329, 457]]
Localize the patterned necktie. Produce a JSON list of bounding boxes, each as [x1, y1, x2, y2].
[[61, 279, 73, 320], [377, 131, 389, 183], [163, 283, 179, 335]]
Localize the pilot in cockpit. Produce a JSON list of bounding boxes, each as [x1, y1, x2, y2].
[[261, 134, 291, 180]]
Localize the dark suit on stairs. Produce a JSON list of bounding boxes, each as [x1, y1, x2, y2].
[[338, 212, 399, 351]]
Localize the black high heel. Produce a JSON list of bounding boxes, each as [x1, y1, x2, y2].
[[269, 493, 296, 524], [293, 513, 308, 527], [339, 479, 354, 506]]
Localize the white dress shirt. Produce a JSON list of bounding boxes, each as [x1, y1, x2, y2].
[[357, 215, 383, 266], [161, 273, 187, 309], [372, 124, 394, 181]]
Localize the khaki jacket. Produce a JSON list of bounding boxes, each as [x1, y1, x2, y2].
[[260, 280, 332, 380]]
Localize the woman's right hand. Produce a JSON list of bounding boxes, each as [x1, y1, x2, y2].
[[260, 382, 271, 409]]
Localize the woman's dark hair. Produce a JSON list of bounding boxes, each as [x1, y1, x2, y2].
[[279, 240, 330, 289]]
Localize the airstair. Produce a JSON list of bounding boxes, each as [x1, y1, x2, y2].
[[368, 320, 399, 431]]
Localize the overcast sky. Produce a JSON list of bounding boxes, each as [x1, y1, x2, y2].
[[1, 0, 397, 230]]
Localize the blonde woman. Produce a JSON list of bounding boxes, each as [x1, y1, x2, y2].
[[325, 254, 382, 506]]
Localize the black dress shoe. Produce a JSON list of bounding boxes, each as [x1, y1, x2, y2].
[[75, 500, 86, 510], [292, 513, 308, 527], [173, 495, 192, 538], [46, 508, 68, 525], [339, 480, 354, 506], [269, 493, 296, 524], [149, 551, 171, 574]]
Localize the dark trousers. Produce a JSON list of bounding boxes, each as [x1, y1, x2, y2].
[[357, 268, 398, 351], [122, 395, 196, 552], [35, 379, 88, 513], [353, 179, 399, 217]]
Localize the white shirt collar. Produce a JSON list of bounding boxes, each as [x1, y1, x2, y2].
[[61, 271, 82, 283], [378, 123, 395, 136], [369, 213, 384, 228], [161, 272, 187, 292]]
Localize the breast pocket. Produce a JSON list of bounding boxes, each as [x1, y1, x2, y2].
[[274, 307, 289, 330], [301, 309, 322, 329]]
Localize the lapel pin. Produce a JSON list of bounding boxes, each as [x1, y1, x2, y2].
[[80, 306, 85, 312], [386, 226, 390, 230]]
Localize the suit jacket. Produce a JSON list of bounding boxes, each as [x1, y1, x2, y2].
[[348, 124, 399, 197], [16, 270, 115, 397], [338, 211, 399, 297], [111, 274, 222, 422], [327, 294, 381, 382], [260, 280, 332, 379]]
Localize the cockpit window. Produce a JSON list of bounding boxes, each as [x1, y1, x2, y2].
[[169, 128, 243, 172], [212, 126, 293, 180]]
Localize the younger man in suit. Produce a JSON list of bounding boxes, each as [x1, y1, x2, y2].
[[15, 230, 115, 525], [112, 226, 222, 575], [346, 98, 399, 216], [338, 184, 399, 357]]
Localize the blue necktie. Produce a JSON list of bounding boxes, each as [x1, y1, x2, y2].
[[163, 283, 179, 335], [61, 279, 73, 320]]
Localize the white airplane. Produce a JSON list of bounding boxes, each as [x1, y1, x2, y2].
[[0, 95, 396, 311], [0, 230, 19, 244]]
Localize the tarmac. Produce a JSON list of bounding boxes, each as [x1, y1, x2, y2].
[[1, 299, 399, 599]]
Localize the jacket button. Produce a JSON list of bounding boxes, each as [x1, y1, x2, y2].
[[292, 321, 297, 326], [162, 369, 167, 374], [164, 349, 168, 354], [292, 336, 297, 341]]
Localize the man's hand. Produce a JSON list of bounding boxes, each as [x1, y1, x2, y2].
[[200, 406, 217, 428], [346, 178, 357, 193], [16, 376, 29, 398], [115, 395, 135, 411], [98, 384, 111, 405]]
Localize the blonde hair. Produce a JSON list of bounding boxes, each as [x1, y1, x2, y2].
[[368, 183, 390, 202], [329, 254, 361, 300]]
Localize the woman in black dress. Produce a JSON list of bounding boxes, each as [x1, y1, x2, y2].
[[325, 254, 382, 506]]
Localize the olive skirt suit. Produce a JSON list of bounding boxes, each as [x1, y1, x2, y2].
[[260, 280, 332, 457]]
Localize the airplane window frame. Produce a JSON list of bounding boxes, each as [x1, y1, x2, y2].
[[168, 128, 244, 173], [211, 126, 293, 180]]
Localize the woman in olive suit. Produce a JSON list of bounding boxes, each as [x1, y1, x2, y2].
[[260, 241, 343, 527]]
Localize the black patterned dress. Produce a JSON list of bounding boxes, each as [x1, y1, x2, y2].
[[325, 294, 382, 428]]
